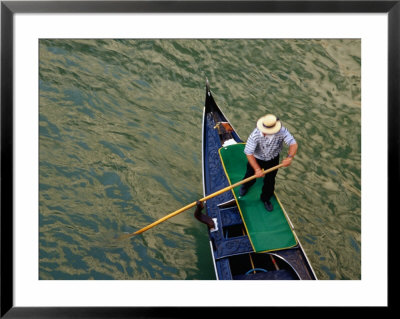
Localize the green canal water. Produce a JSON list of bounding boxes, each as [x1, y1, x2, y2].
[[39, 39, 361, 280]]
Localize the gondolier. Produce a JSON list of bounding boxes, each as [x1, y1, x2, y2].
[[239, 114, 298, 212]]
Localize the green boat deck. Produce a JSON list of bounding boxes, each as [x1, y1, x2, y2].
[[219, 143, 298, 253]]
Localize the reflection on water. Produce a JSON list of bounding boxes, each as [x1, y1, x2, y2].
[[39, 39, 360, 280]]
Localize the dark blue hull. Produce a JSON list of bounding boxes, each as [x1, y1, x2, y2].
[[201, 80, 317, 280]]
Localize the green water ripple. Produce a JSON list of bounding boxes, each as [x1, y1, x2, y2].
[[39, 39, 360, 280]]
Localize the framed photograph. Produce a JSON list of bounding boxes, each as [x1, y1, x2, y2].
[[1, 0, 395, 316]]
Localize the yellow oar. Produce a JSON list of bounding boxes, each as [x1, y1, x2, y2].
[[119, 163, 284, 239]]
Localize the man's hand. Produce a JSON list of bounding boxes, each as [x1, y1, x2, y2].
[[255, 168, 264, 178], [247, 154, 264, 178], [282, 157, 293, 167]]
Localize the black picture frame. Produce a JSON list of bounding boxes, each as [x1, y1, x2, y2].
[[1, 1, 395, 317]]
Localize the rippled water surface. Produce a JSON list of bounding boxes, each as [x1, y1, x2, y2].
[[39, 39, 361, 280]]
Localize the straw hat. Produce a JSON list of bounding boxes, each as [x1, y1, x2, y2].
[[257, 114, 281, 135]]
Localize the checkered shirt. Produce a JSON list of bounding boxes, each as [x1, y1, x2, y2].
[[244, 127, 296, 161]]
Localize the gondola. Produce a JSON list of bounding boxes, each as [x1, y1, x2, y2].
[[201, 79, 317, 280]]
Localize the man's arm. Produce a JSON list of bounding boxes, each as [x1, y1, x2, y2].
[[282, 142, 298, 167], [246, 154, 264, 177]]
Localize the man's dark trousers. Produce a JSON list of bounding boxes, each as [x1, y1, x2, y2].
[[241, 155, 280, 202]]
